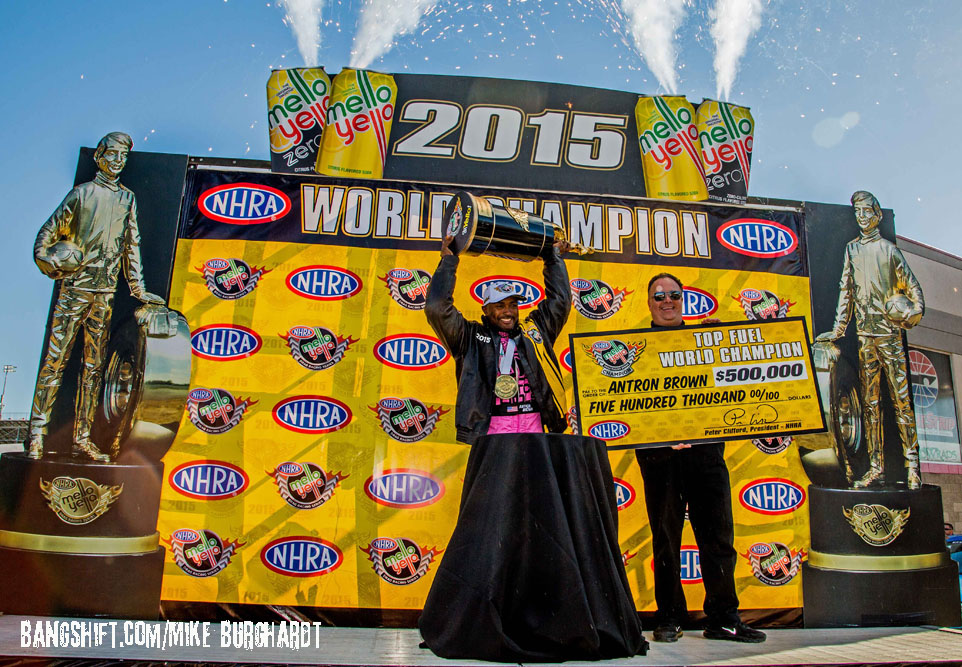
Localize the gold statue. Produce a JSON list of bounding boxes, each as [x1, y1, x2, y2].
[[815, 191, 925, 489], [29, 132, 165, 462]]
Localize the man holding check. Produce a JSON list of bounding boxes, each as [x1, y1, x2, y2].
[[635, 272, 766, 644]]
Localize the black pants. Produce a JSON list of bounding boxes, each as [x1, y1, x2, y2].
[[635, 443, 740, 627]]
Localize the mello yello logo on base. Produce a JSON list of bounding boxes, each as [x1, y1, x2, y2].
[[316, 68, 397, 179], [635, 96, 708, 201]]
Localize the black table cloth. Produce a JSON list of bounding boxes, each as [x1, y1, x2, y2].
[[419, 433, 647, 662]]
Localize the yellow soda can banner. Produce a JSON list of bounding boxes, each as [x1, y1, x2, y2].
[[695, 99, 754, 205], [634, 96, 708, 202], [316, 68, 397, 179], [570, 317, 826, 448], [267, 68, 331, 174]]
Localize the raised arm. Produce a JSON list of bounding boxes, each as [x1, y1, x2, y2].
[[425, 237, 469, 358]]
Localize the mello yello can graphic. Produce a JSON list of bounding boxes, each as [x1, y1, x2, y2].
[[696, 99, 754, 204], [315, 68, 397, 179], [635, 96, 708, 201], [267, 68, 332, 174]]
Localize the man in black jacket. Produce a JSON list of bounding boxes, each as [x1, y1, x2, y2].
[[636, 272, 766, 644], [425, 235, 570, 442]]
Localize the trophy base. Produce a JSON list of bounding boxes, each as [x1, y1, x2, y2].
[[802, 484, 961, 628], [0, 545, 165, 618]]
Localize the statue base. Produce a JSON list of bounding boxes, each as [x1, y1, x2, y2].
[[802, 484, 961, 628], [0, 452, 165, 618]]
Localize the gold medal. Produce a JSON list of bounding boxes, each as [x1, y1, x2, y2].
[[494, 374, 519, 400]]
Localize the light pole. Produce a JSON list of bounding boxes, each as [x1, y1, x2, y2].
[[0, 365, 16, 420]]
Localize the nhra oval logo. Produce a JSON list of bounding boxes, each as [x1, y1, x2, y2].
[[198, 183, 291, 225], [570, 278, 632, 320], [365, 469, 444, 508], [168, 460, 249, 500], [470, 276, 544, 309], [560, 348, 572, 373], [740, 478, 806, 515], [286, 266, 362, 300], [373, 334, 449, 370], [198, 257, 271, 299], [682, 286, 718, 320], [717, 219, 798, 258], [679, 546, 702, 583], [190, 324, 262, 361], [613, 478, 635, 511], [260, 536, 343, 577], [588, 420, 630, 441], [272, 396, 352, 434], [380, 268, 433, 310]]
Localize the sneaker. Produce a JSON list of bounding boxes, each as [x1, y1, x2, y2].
[[703, 621, 766, 643], [652, 623, 683, 642]]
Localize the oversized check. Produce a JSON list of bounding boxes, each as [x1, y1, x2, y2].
[[570, 317, 826, 449]]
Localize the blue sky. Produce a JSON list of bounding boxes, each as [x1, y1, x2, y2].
[[1, 0, 960, 414]]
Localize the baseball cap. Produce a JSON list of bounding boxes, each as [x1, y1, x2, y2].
[[482, 281, 520, 306]]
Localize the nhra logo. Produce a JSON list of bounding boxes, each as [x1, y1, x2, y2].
[[361, 537, 442, 586], [260, 536, 343, 577], [613, 477, 635, 511], [583, 339, 646, 378], [268, 462, 347, 510], [470, 276, 544, 309], [717, 219, 798, 259], [374, 334, 449, 370], [683, 286, 718, 320], [678, 546, 702, 584], [198, 258, 270, 299], [198, 183, 291, 225], [570, 278, 631, 320], [190, 324, 262, 361], [734, 288, 795, 320], [169, 460, 249, 500], [740, 478, 806, 515], [380, 268, 433, 310], [743, 542, 806, 586], [588, 420, 630, 441], [281, 326, 357, 371], [365, 469, 444, 508], [186, 387, 256, 434], [369, 397, 448, 443], [560, 347, 573, 373], [286, 265, 362, 300], [272, 396, 352, 434], [164, 528, 242, 578], [752, 435, 792, 455]]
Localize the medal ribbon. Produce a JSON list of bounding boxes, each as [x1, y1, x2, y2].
[[498, 335, 516, 377], [521, 317, 567, 419]]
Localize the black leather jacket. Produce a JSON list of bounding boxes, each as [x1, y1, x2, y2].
[[425, 250, 571, 444]]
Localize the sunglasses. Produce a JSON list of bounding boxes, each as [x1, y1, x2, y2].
[[652, 290, 683, 302]]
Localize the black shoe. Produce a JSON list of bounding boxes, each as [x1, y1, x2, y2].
[[704, 621, 766, 643], [652, 623, 683, 642]]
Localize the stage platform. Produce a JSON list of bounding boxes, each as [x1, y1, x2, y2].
[[3, 616, 962, 666]]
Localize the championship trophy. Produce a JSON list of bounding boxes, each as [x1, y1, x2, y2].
[[0, 133, 192, 618], [443, 191, 592, 261], [799, 191, 960, 627]]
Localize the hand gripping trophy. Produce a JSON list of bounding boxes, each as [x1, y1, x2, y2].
[[29, 132, 167, 462], [815, 191, 925, 489]]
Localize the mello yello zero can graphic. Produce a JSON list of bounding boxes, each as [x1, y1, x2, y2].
[[267, 68, 332, 174], [635, 96, 708, 201], [316, 68, 397, 179], [696, 99, 754, 204]]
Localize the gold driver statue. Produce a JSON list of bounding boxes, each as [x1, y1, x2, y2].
[[815, 191, 925, 489], [28, 132, 165, 462]]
